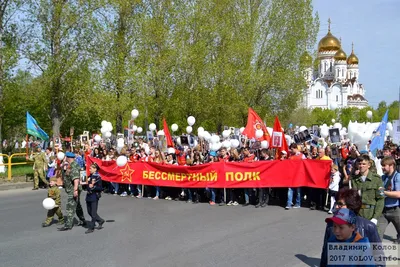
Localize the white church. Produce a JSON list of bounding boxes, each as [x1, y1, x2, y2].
[[301, 19, 368, 109]]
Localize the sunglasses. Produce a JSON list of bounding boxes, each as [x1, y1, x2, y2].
[[335, 201, 346, 207]]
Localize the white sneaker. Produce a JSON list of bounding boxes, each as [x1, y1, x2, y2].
[[328, 210, 333, 214], [232, 201, 239, 206], [227, 201, 233, 206]]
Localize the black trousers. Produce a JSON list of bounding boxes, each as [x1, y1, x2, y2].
[[258, 188, 270, 204], [309, 188, 325, 209], [86, 200, 104, 230]]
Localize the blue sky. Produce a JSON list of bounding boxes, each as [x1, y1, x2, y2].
[[312, 0, 400, 107]]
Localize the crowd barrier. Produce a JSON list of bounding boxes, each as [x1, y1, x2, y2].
[[87, 157, 331, 189]]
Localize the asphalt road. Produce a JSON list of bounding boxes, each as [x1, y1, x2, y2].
[[0, 188, 397, 267]]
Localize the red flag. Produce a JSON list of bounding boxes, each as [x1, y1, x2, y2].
[[163, 118, 174, 147], [242, 108, 271, 143], [272, 116, 288, 156]]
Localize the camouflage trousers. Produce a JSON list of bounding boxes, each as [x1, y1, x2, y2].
[[44, 206, 64, 225], [34, 168, 48, 189], [64, 192, 85, 228]]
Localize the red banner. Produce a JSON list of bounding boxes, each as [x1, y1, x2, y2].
[[87, 157, 331, 189]]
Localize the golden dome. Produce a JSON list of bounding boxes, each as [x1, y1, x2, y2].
[[318, 31, 340, 52], [334, 48, 347, 61], [347, 43, 359, 65], [300, 52, 312, 66], [318, 19, 340, 52]]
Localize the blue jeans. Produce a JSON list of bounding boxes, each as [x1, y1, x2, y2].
[[206, 188, 215, 202], [244, 189, 253, 203], [111, 183, 119, 194], [155, 187, 160, 197], [287, 188, 301, 207]]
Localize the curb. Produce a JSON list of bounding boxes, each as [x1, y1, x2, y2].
[[0, 182, 33, 191]]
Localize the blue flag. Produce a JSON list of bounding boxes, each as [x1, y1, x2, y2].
[[26, 112, 49, 141], [370, 110, 388, 156]]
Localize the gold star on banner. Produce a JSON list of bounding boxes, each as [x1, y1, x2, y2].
[[120, 164, 135, 183]]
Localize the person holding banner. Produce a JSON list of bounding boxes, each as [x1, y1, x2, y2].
[[285, 144, 305, 210], [242, 147, 257, 206]]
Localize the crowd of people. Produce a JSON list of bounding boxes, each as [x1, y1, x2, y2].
[[27, 134, 400, 260]]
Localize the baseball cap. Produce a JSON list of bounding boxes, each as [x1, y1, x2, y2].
[[281, 150, 287, 155], [65, 152, 75, 158], [325, 208, 357, 225]]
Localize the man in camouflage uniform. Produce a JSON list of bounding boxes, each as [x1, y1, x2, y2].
[[42, 177, 64, 227], [27, 146, 48, 190], [58, 152, 86, 231], [351, 154, 384, 225]]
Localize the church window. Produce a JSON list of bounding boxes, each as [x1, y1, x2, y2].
[[325, 62, 327, 72], [342, 69, 344, 77], [336, 95, 338, 102], [330, 62, 332, 72]]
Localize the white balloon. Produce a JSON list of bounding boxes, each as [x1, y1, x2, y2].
[[187, 116, 196, 126], [131, 109, 139, 119], [211, 135, 220, 144], [100, 127, 107, 134], [342, 127, 347, 132], [386, 130, 390, 137], [42, 198, 56, 210], [171, 124, 178, 132], [366, 110, 373, 119], [239, 127, 245, 134], [198, 130, 205, 139], [222, 140, 231, 148], [137, 127, 143, 133], [132, 125, 138, 132], [101, 120, 107, 127], [261, 140, 269, 149], [285, 134, 292, 145], [117, 138, 124, 148], [167, 147, 176, 154], [321, 129, 329, 138], [149, 123, 156, 131], [230, 139, 239, 148], [105, 131, 112, 138], [157, 130, 165, 136], [299, 126, 307, 132], [57, 152, 65, 161], [222, 130, 230, 138], [203, 131, 211, 141], [186, 126, 193, 134], [211, 142, 222, 151], [106, 122, 113, 132], [94, 135, 101, 143], [333, 123, 342, 130], [387, 122, 393, 132], [197, 127, 205, 133], [116, 156, 128, 167], [331, 119, 336, 123], [176, 137, 181, 145], [255, 129, 263, 139]]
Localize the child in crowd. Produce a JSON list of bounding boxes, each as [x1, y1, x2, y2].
[[328, 164, 341, 214], [325, 208, 374, 267], [46, 155, 56, 181], [42, 177, 64, 227]]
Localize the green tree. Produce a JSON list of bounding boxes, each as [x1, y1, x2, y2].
[[0, 0, 23, 152], [22, 0, 101, 138]]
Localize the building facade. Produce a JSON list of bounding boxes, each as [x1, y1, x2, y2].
[[301, 20, 368, 109]]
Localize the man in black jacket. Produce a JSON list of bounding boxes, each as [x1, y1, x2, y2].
[[320, 188, 383, 267]]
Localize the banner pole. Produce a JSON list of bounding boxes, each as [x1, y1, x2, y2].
[[25, 134, 29, 156], [224, 188, 226, 203]]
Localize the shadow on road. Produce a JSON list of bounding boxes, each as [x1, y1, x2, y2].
[[295, 254, 320, 267]]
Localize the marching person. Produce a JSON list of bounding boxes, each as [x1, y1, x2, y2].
[[377, 156, 400, 244], [58, 152, 86, 231], [85, 163, 105, 234], [42, 177, 64, 227], [27, 146, 49, 190], [351, 154, 384, 225]]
